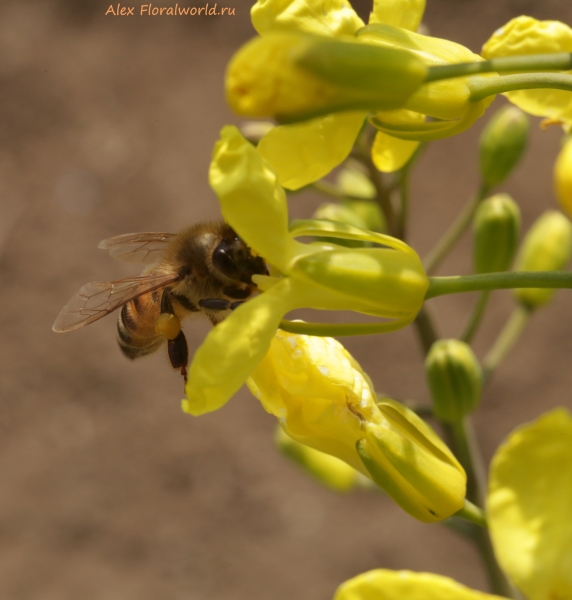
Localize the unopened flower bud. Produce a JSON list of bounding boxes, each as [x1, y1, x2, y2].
[[554, 138, 572, 219], [226, 32, 427, 122], [479, 106, 529, 188], [291, 245, 428, 320], [425, 340, 482, 423], [249, 331, 466, 523], [513, 211, 572, 308], [336, 164, 385, 232], [275, 426, 359, 492], [336, 163, 376, 200], [473, 193, 521, 274]]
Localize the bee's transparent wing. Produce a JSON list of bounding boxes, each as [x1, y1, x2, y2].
[[98, 232, 176, 264], [52, 273, 180, 332]]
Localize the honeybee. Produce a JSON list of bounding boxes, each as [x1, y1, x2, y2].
[[53, 222, 268, 380]]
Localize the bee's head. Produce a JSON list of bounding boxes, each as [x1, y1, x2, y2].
[[212, 226, 268, 284]]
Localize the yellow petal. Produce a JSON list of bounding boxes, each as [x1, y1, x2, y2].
[[488, 409, 572, 600], [482, 17, 572, 126], [369, 0, 426, 32], [248, 330, 377, 474], [334, 569, 505, 600], [251, 0, 364, 37], [182, 282, 290, 416], [555, 138, 572, 219], [209, 125, 298, 270], [258, 112, 366, 190], [371, 110, 424, 172]]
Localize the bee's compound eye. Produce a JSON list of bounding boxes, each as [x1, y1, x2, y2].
[[155, 313, 181, 340]]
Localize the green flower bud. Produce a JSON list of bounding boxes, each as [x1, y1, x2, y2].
[[275, 426, 359, 492], [513, 211, 572, 308], [312, 203, 370, 248], [473, 193, 521, 274], [226, 32, 427, 122], [336, 163, 376, 200], [341, 199, 386, 233], [357, 398, 466, 522], [425, 340, 482, 423], [479, 106, 529, 188], [336, 164, 386, 233]]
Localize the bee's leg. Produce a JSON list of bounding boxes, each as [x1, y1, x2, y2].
[[160, 290, 188, 381], [161, 288, 175, 313], [168, 331, 189, 382], [198, 298, 231, 311]]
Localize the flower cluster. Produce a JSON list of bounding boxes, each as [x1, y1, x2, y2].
[[177, 1, 572, 597]]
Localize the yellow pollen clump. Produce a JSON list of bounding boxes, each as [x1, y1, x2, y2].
[[155, 313, 181, 340]]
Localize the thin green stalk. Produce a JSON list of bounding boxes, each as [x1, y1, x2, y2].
[[455, 500, 487, 529], [413, 305, 440, 354], [469, 72, 572, 103], [482, 305, 532, 383], [424, 184, 488, 275], [396, 142, 426, 240], [460, 290, 491, 343], [412, 306, 514, 597], [450, 419, 516, 597], [426, 271, 572, 300], [355, 136, 398, 236], [451, 418, 487, 507], [425, 52, 572, 82], [398, 164, 410, 240]]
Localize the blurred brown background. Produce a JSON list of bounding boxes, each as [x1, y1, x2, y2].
[[1, 0, 571, 598]]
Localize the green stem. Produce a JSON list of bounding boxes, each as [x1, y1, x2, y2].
[[450, 419, 516, 597], [412, 307, 515, 597], [426, 270, 572, 300], [397, 163, 410, 240], [454, 500, 487, 528], [460, 290, 491, 343], [482, 304, 532, 383], [425, 52, 572, 83], [469, 72, 572, 103], [413, 305, 440, 354], [451, 418, 487, 507], [356, 134, 399, 236], [424, 184, 488, 275]]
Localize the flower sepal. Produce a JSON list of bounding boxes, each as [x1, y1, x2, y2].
[[357, 398, 467, 522]]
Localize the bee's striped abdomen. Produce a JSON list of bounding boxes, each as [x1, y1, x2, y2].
[[117, 291, 164, 359]]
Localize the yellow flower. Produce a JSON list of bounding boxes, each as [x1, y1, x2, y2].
[[488, 409, 572, 600], [482, 16, 572, 129], [248, 330, 467, 522], [554, 137, 572, 218], [182, 126, 428, 416], [333, 408, 572, 600], [227, 0, 492, 189]]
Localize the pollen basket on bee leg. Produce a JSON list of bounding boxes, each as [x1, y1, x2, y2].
[[155, 313, 182, 340]]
